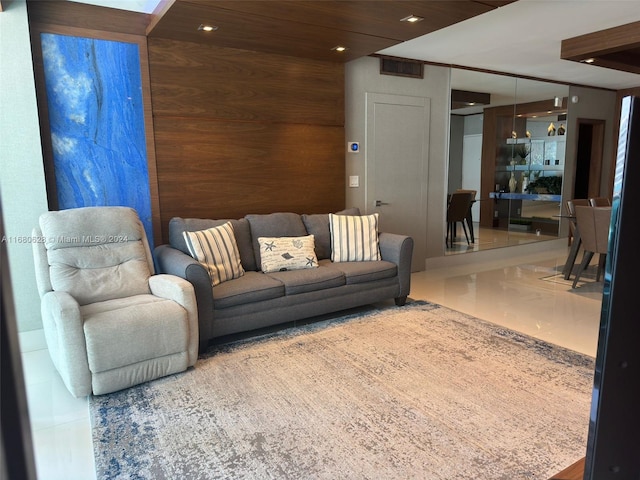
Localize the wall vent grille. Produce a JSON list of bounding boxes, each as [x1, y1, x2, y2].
[[379, 57, 424, 79]]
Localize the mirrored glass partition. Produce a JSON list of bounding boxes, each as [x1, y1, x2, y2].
[[448, 69, 569, 255]]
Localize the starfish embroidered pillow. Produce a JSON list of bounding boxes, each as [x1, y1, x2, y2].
[[257, 235, 318, 273]]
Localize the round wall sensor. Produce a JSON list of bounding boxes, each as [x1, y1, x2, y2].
[[571, 95, 579, 104], [348, 142, 360, 153]]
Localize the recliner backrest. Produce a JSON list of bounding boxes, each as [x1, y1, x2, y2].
[[37, 206, 154, 305]]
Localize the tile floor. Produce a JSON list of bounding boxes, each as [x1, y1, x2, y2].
[[445, 224, 561, 255], [19, 238, 604, 479]]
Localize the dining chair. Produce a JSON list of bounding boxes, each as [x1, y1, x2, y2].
[[572, 205, 611, 288], [446, 191, 474, 248], [455, 189, 477, 243], [561, 199, 590, 279], [589, 197, 612, 207], [565, 198, 589, 245]]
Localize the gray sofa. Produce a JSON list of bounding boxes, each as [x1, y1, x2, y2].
[[154, 210, 413, 353]]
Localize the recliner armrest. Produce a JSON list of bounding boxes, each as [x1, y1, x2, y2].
[[154, 244, 214, 354], [41, 291, 92, 397], [149, 275, 199, 365], [379, 232, 414, 299]]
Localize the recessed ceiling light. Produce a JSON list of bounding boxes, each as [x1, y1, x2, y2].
[[198, 24, 218, 32], [400, 15, 424, 23], [331, 46, 348, 52]]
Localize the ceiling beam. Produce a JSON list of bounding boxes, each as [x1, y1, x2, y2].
[[561, 20, 640, 75], [147, 0, 515, 63], [26, 0, 151, 36], [451, 89, 491, 110]]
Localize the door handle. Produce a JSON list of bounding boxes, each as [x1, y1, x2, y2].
[[375, 200, 390, 207]]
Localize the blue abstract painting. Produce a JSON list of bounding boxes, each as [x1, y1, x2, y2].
[[40, 33, 153, 247]]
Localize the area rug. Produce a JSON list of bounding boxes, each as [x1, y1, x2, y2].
[[90, 301, 595, 479]]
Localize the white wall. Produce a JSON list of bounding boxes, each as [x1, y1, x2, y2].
[[1, 0, 50, 331], [448, 115, 464, 193], [565, 86, 617, 199], [345, 56, 450, 260]]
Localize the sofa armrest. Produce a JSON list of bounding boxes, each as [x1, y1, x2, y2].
[[379, 232, 414, 300], [41, 291, 92, 397], [154, 244, 213, 354], [149, 275, 199, 365]]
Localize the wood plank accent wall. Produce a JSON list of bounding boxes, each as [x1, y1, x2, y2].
[[148, 38, 345, 241]]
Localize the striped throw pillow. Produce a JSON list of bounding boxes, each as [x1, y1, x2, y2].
[[329, 213, 381, 262], [183, 222, 245, 286]]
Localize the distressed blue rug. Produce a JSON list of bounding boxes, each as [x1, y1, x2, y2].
[[90, 301, 594, 479]]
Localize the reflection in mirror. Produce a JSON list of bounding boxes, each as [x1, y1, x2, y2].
[[447, 69, 569, 255]]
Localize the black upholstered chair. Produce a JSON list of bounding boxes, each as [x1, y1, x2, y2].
[[446, 191, 474, 248], [455, 189, 477, 243]]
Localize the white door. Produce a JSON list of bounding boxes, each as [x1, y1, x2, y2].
[[366, 93, 429, 272], [462, 134, 482, 221]]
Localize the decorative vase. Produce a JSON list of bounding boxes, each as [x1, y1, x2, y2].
[[521, 175, 529, 193], [509, 171, 517, 193]]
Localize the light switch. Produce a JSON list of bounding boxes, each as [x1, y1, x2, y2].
[[349, 175, 359, 187]]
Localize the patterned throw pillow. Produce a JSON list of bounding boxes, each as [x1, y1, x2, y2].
[[183, 222, 245, 286], [258, 235, 318, 273], [329, 213, 381, 262]]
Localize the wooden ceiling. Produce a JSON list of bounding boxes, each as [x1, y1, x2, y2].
[[561, 20, 640, 76], [147, 0, 515, 62]]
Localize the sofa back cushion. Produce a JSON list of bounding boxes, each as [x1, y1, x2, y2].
[[39, 206, 152, 305], [302, 208, 361, 260], [169, 217, 257, 271], [245, 213, 308, 269]]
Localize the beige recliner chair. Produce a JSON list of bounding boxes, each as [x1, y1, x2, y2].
[[32, 206, 198, 397]]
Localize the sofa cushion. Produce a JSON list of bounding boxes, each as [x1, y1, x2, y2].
[[169, 217, 257, 271], [321, 259, 397, 285], [246, 213, 308, 267], [268, 266, 345, 295], [183, 222, 245, 286], [329, 213, 381, 262], [258, 235, 318, 273], [302, 207, 361, 260], [212, 271, 284, 309]]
